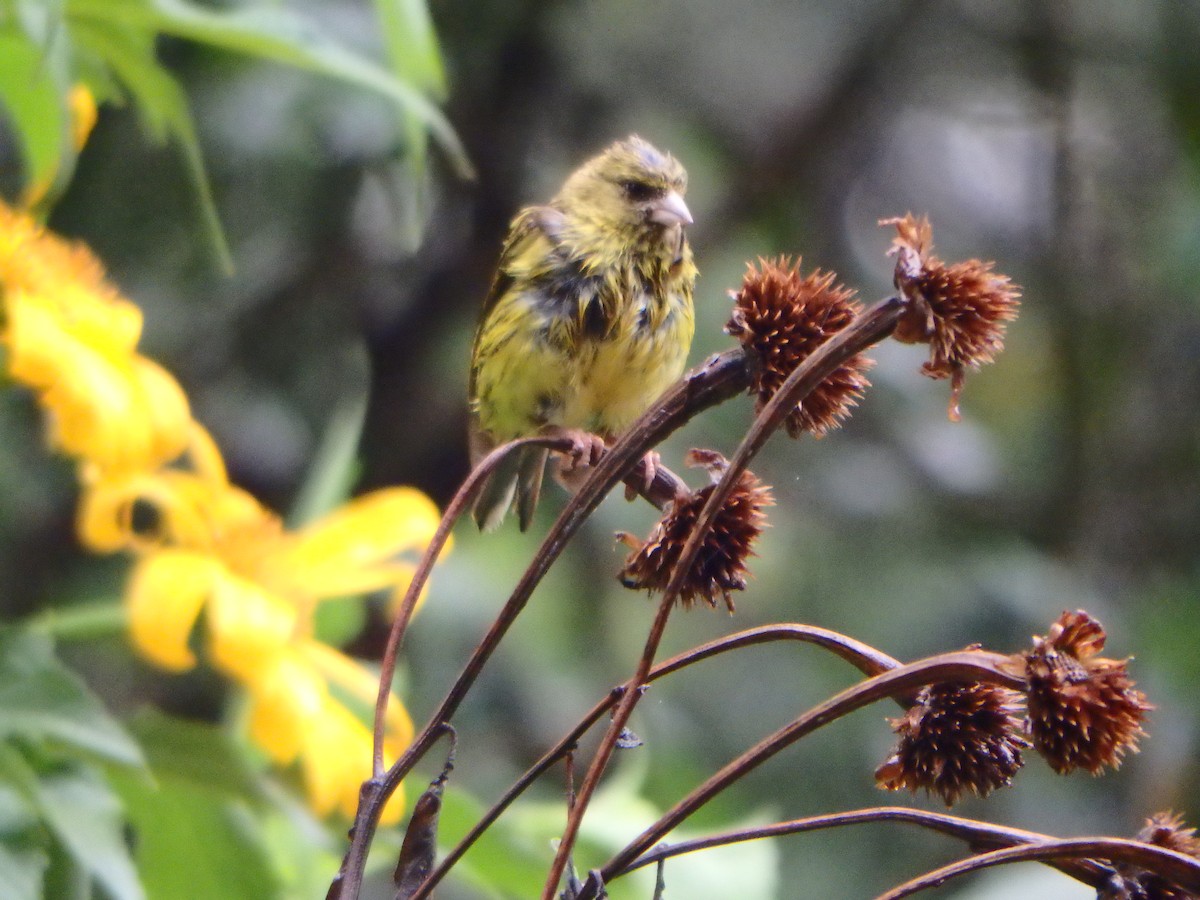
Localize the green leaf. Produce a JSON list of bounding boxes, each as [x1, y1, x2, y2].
[[436, 784, 554, 899], [0, 627, 144, 767], [0, 842, 49, 900], [67, 8, 234, 272], [373, 0, 446, 99], [0, 28, 69, 202], [287, 383, 369, 529], [373, 0, 448, 248], [108, 752, 282, 900], [0, 745, 145, 900], [68, 0, 472, 178], [127, 711, 264, 802]]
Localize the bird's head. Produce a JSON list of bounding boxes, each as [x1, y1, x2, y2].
[[556, 136, 692, 240]]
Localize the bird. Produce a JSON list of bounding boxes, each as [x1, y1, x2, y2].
[[468, 135, 697, 530]]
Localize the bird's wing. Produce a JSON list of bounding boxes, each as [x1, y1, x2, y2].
[[467, 205, 566, 530], [468, 205, 567, 393]]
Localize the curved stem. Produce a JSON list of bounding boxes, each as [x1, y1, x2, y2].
[[616, 807, 1109, 888], [373, 435, 597, 772], [371, 434, 579, 775], [546, 296, 905, 898], [591, 650, 1023, 892], [877, 838, 1200, 900], [329, 351, 749, 900], [26, 602, 127, 641], [543, 594, 674, 899], [331, 435, 578, 900], [410, 624, 902, 899]]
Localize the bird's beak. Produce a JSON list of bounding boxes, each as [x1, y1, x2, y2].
[[649, 190, 693, 227]]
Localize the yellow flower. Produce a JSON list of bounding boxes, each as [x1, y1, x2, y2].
[[77, 458, 278, 556], [113, 466, 440, 821], [1, 201, 188, 474], [4, 294, 191, 472], [0, 202, 140, 349], [116, 478, 440, 669], [1, 198, 443, 825]]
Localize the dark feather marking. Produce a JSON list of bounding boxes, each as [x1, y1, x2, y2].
[[531, 253, 610, 340]]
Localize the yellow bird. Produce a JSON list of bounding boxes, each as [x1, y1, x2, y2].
[[469, 136, 697, 530]]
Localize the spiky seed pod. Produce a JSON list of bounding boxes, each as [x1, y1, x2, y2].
[[875, 680, 1029, 807], [879, 214, 1021, 420], [1101, 812, 1200, 900], [618, 449, 773, 613], [1139, 812, 1200, 858], [725, 257, 873, 437], [1021, 610, 1152, 776]]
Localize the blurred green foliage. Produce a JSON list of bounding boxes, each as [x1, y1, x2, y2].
[[4, 0, 1200, 898]]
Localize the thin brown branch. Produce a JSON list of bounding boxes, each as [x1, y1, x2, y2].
[[615, 807, 1109, 888], [550, 295, 905, 899], [371, 434, 583, 774], [336, 435, 580, 900], [329, 350, 749, 900], [654, 623, 901, 683], [590, 650, 1023, 893], [876, 838, 1200, 900], [409, 624, 901, 899]]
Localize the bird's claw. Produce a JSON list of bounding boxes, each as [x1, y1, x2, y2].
[[546, 427, 607, 473], [624, 450, 660, 501]]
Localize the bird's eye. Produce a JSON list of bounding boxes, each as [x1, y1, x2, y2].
[[621, 180, 660, 202]]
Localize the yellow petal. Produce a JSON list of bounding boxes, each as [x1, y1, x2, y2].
[[299, 699, 406, 824], [68, 85, 98, 153], [126, 551, 223, 672], [273, 488, 443, 598], [77, 470, 214, 553], [4, 292, 85, 389], [206, 572, 298, 683], [299, 640, 414, 750], [41, 351, 189, 473], [0, 206, 141, 350], [129, 357, 192, 466], [3, 302, 169, 472], [184, 422, 229, 487], [246, 650, 326, 764]]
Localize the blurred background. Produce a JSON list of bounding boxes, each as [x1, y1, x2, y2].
[[3, 0, 1200, 897]]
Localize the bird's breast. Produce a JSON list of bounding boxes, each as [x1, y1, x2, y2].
[[561, 274, 695, 435]]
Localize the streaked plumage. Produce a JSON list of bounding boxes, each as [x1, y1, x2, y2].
[[469, 136, 698, 529]]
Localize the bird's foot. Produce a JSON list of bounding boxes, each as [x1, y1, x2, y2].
[[624, 450, 660, 501], [541, 427, 607, 473]]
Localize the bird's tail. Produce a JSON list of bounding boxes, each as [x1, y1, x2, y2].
[[472, 445, 548, 532]]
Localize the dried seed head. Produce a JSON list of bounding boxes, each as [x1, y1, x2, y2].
[[618, 450, 773, 613], [880, 214, 1021, 421], [875, 680, 1029, 807], [1138, 812, 1200, 859], [1022, 610, 1152, 775], [726, 257, 873, 437], [1103, 812, 1200, 900]]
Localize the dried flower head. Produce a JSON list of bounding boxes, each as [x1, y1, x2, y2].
[[1102, 812, 1200, 900], [618, 449, 773, 613], [875, 680, 1029, 807], [1021, 610, 1152, 775], [1138, 812, 1200, 859], [725, 257, 873, 437], [880, 214, 1021, 421]]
